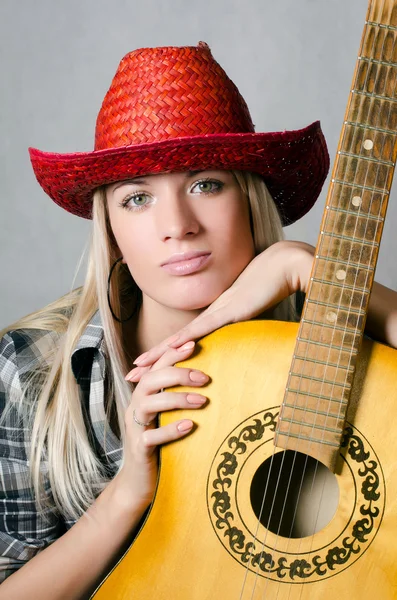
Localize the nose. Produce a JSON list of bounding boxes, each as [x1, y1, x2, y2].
[[155, 190, 200, 241]]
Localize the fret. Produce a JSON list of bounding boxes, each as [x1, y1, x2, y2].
[[290, 359, 355, 386], [288, 375, 351, 402], [316, 254, 375, 270], [289, 372, 351, 388], [318, 233, 381, 266], [334, 155, 393, 190], [348, 94, 397, 132], [345, 120, 397, 136], [367, 1, 397, 28], [285, 388, 349, 405], [361, 22, 397, 62], [275, 430, 341, 448], [367, 22, 397, 32], [293, 354, 355, 372], [340, 123, 397, 163], [359, 55, 397, 68], [282, 403, 345, 418], [302, 313, 365, 334], [306, 294, 368, 311], [309, 281, 371, 307], [352, 89, 397, 104], [323, 209, 384, 243], [278, 416, 343, 435], [311, 262, 375, 292], [326, 183, 388, 218], [320, 231, 379, 246], [338, 151, 394, 167], [325, 205, 384, 222], [295, 340, 358, 368], [298, 322, 362, 352], [331, 178, 390, 194], [355, 59, 397, 100], [303, 305, 365, 334]]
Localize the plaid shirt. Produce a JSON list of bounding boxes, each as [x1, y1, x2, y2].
[[0, 309, 122, 582]]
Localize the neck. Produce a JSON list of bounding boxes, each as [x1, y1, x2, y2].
[[122, 294, 202, 362]]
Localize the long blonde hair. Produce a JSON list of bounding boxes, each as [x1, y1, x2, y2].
[[1, 171, 295, 520]]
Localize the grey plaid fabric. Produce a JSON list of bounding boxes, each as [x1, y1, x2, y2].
[[0, 309, 122, 582]]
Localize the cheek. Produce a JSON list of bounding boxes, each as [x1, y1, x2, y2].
[[217, 201, 255, 262], [109, 215, 154, 275]]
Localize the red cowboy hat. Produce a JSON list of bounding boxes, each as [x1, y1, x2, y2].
[[29, 42, 329, 225]]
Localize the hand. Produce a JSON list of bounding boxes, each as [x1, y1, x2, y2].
[[131, 240, 314, 368], [114, 341, 208, 510]]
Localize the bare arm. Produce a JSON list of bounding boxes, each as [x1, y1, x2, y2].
[[366, 281, 397, 348], [0, 474, 146, 600], [128, 241, 397, 372]]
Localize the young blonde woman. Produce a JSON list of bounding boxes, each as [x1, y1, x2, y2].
[[1, 42, 396, 599]]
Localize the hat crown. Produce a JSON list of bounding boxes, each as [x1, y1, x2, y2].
[[95, 42, 255, 150]]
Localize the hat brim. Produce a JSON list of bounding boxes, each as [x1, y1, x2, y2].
[[29, 120, 329, 226]]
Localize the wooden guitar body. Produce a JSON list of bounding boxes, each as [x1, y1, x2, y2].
[[93, 320, 397, 599]]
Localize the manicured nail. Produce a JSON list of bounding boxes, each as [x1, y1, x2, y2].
[[133, 352, 148, 365], [189, 370, 208, 383], [177, 420, 193, 433], [125, 368, 140, 381], [187, 393, 206, 405], [177, 341, 195, 352]]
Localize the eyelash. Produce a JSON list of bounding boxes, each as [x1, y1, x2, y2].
[[118, 178, 224, 212]]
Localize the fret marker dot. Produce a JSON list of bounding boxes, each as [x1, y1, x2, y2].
[[336, 269, 347, 281], [363, 139, 374, 150], [352, 196, 362, 207], [327, 311, 338, 323]]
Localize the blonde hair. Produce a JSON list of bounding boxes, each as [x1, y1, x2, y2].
[[1, 171, 296, 520]]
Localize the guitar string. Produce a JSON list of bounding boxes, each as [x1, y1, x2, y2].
[[278, 8, 391, 600], [243, 9, 380, 598], [291, 11, 396, 600], [254, 4, 390, 599], [238, 3, 392, 598]]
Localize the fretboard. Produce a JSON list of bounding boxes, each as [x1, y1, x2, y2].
[[274, 0, 397, 470]]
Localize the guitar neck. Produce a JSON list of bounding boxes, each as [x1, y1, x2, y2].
[[275, 0, 397, 470]]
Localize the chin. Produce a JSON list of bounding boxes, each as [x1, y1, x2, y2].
[[164, 287, 223, 312]]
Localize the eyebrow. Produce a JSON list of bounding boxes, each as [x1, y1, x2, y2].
[[112, 170, 208, 191]]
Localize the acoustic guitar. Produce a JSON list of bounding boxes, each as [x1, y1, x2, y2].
[[92, 1, 397, 597]]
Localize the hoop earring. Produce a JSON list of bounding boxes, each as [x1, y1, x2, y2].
[[107, 257, 138, 323]]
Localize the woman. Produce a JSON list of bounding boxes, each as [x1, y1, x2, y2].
[[1, 42, 396, 599]]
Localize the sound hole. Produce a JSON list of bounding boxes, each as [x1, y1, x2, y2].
[[250, 450, 339, 538]]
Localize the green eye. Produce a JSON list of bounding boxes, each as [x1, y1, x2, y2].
[[120, 192, 151, 211], [131, 194, 147, 206], [198, 181, 213, 192], [192, 179, 223, 194]]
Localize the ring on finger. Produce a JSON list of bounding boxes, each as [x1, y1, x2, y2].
[[133, 408, 155, 428]]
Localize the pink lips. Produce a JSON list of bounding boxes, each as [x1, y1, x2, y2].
[[161, 251, 211, 275]]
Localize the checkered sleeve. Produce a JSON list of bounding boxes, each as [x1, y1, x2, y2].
[[0, 331, 65, 583]]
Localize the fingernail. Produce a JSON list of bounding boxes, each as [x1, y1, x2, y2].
[[189, 370, 208, 383], [187, 393, 206, 405], [177, 420, 193, 433], [133, 352, 148, 365], [125, 368, 140, 381], [177, 341, 195, 352]]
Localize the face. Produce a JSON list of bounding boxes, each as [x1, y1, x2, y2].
[[106, 170, 255, 312]]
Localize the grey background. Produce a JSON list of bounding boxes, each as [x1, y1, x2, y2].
[[1, 0, 396, 328]]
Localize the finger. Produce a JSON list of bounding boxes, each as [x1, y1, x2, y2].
[[134, 391, 207, 423], [136, 366, 209, 396], [125, 340, 196, 381], [134, 308, 228, 367], [140, 419, 194, 448]]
